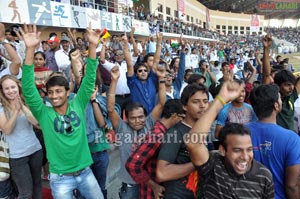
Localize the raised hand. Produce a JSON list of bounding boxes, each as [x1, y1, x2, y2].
[[130, 26, 135, 38], [110, 65, 120, 81], [156, 32, 163, 43], [155, 67, 166, 79], [122, 32, 128, 43], [179, 34, 185, 48], [218, 81, 243, 103], [262, 34, 272, 49], [19, 24, 41, 49], [85, 23, 102, 46]]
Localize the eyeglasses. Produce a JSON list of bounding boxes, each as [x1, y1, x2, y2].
[[63, 115, 73, 134], [137, 69, 148, 73], [115, 53, 123, 56]]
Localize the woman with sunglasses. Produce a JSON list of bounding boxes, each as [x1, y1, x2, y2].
[[0, 75, 43, 199]]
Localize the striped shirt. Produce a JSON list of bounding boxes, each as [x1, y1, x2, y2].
[[196, 153, 274, 199]]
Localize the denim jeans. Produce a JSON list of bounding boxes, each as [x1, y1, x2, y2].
[[0, 179, 14, 199], [91, 150, 109, 199], [119, 183, 140, 199], [9, 149, 43, 199], [49, 167, 104, 199]]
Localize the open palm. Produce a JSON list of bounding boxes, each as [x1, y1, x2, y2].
[[19, 24, 41, 48]]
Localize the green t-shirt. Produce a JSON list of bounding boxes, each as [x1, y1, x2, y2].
[[277, 89, 298, 130], [22, 58, 97, 174]]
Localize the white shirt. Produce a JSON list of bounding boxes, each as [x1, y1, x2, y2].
[[102, 57, 137, 95], [55, 48, 70, 72]]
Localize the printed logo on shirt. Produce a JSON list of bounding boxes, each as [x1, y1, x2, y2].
[[54, 111, 81, 135]]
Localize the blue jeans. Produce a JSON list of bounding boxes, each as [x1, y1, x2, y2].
[[49, 167, 103, 199], [9, 149, 43, 199], [91, 150, 109, 199], [119, 183, 140, 199]]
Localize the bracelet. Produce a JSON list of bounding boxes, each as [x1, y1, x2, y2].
[[215, 95, 226, 106], [159, 80, 166, 84], [107, 93, 115, 96]]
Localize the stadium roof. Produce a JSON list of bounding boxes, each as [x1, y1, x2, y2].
[[199, 0, 300, 19]]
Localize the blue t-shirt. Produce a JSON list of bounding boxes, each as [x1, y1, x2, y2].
[[247, 121, 300, 199], [127, 70, 157, 114], [216, 102, 257, 126]]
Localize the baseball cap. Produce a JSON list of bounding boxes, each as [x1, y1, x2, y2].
[[47, 36, 60, 43], [61, 36, 70, 42]]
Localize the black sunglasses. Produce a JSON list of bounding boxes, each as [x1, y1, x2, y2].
[[137, 69, 147, 73]]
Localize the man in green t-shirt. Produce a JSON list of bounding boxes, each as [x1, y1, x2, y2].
[[20, 24, 104, 199]]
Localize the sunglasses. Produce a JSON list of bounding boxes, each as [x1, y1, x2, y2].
[[137, 69, 148, 73], [63, 115, 73, 134], [115, 53, 123, 56]]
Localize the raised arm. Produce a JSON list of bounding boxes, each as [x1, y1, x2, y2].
[[107, 66, 121, 128], [245, 61, 257, 84], [0, 23, 21, 75], [150, 67, 166, 121], [99, 38, 107, 64], [185, 81, 242, 166], [122, 32, 134, 77], [85, 25, 101, 60], [21, 24, 41, 65], [90, 87, 106, 128], [152, 32, 163, 72], [70, 49, 84, 86], [129, 27, 139, 57], [262, 35, 273, 85]]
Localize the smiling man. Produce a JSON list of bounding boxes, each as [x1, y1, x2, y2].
[[21, 24, 104, 199], [185, 81, 274, 199], [107, 63, 166, 199]]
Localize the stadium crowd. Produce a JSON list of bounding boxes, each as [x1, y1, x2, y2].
[[0, 21, 300, 199]]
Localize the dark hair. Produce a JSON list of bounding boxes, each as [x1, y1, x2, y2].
[[250, 84, 279, 119], [170, 57, 179, 70], [61, 31, 68, 36], [221, 62, 229, 68], [125, 102, 147, 118], [198, 60, 206, 68], [274, 70, 296, 86], [184, 69, 193, 80], [46, 75, 70, 91], [214, 61, 219, 67], [187, 74, 206, 84], [76, 37, 83, 42], [143, 53, 154, 63], [34, 51, 46, 60], [49, 32, 57, 38], [134, 62, 148, 74], [219, 123, 251, 150], [161, 99, 184, 118], [181, 83, 208, 106]]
